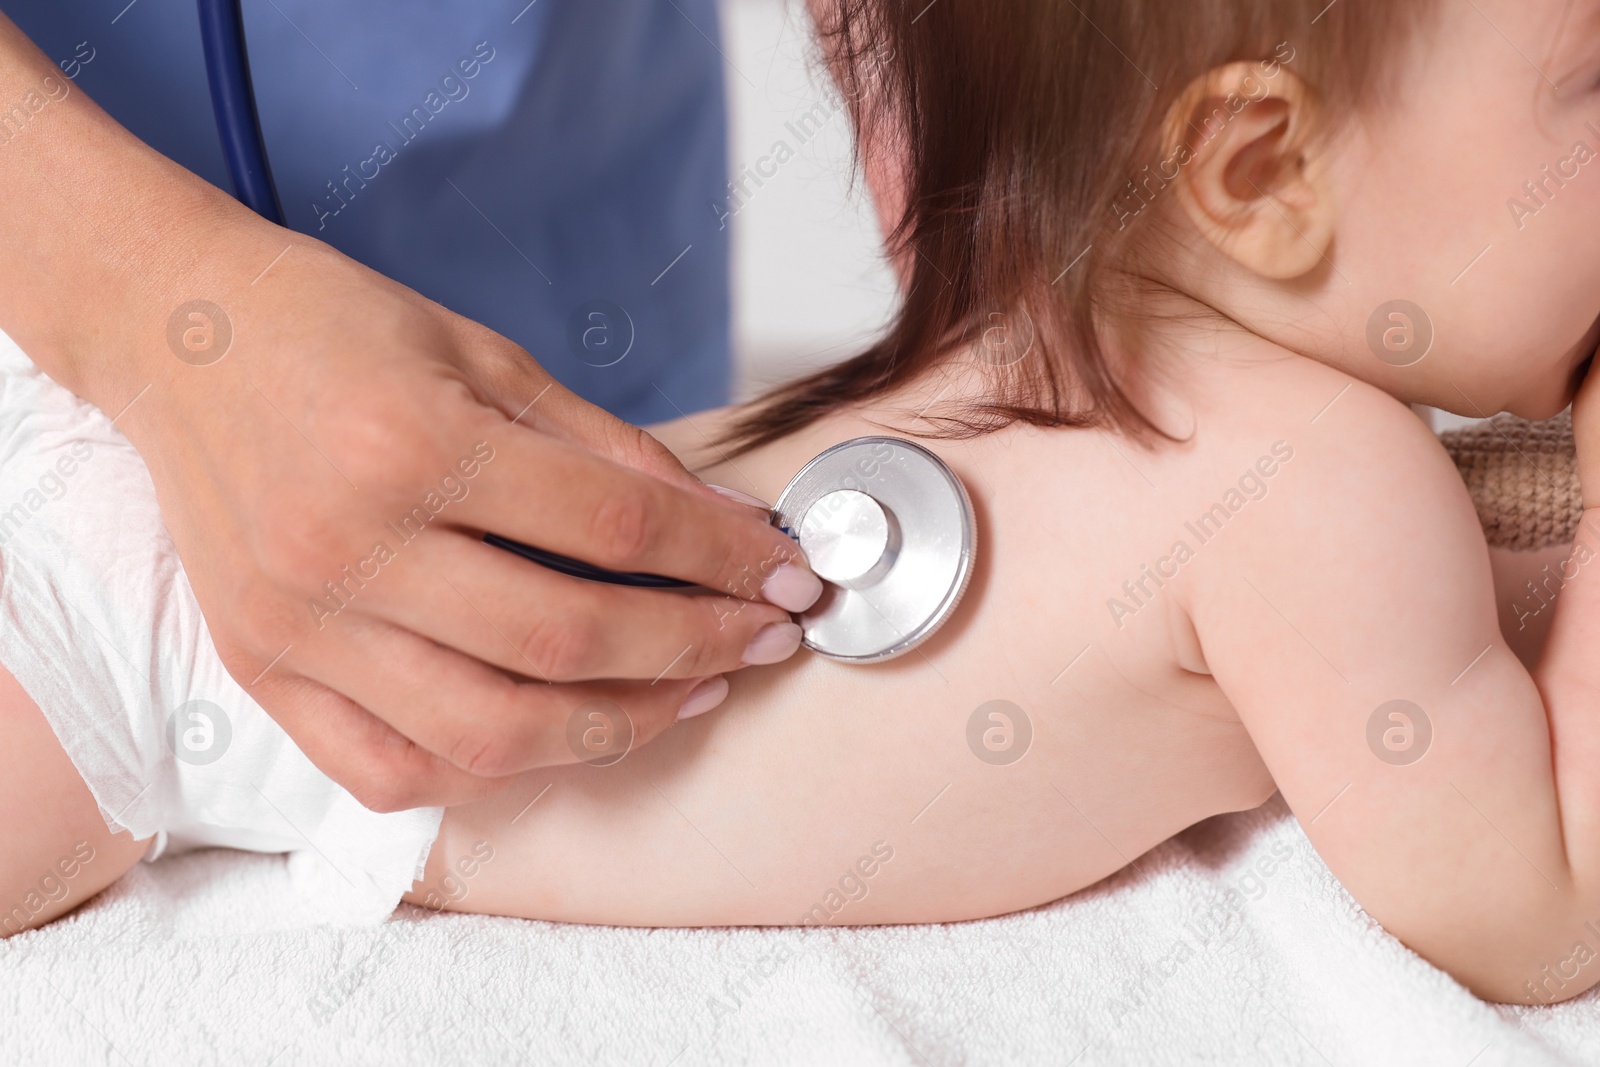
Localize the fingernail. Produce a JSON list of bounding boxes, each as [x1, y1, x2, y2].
[[742, 621, 803, 666], [709, 484, 774, 512], [763, 563, 824, 612], [678, 676, 730, 721]]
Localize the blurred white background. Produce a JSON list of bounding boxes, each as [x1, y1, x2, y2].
[[721, 0, 897, 399]]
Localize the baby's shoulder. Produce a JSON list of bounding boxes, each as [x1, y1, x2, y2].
[[1193, 350, 1453, 490], [1183, 354, 1486, 582]]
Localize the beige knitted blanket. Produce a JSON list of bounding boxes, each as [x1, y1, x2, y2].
[[1440, 412, 1581, 551]]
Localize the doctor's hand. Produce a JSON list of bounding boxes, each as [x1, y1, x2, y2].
[[106, 239, 818, 811], [126, 238, 816, 809], [0, 14, 821, 810]]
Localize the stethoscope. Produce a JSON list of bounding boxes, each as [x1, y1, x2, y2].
[[195, 2, 977, 662], [197, 0, 285, 225], [494, 436, 977, 661]]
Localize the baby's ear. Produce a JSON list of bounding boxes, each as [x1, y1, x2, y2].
[[1165, 62, 1334, 280]]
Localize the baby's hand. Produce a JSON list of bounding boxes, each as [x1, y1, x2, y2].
[[1569, 357, 1600, 506]]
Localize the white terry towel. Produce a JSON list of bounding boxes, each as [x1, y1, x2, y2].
[[0, 797, 1591, 1066]]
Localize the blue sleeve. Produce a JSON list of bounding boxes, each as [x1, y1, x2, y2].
[[1, 0, 732, 422]]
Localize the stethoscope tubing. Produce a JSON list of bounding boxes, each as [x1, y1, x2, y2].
[[482, 534, 696, 590], [196, 0, 285, 225]]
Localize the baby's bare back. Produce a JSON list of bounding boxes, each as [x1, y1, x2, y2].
[[415, 362, 1314, 927]]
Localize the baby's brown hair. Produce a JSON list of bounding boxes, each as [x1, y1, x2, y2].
[[719, 0, 1436, 454]]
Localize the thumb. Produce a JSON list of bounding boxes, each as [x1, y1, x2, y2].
[[463, 337, 756, 507], [515, 376, 713, 493], [540, 390, 778, 518]]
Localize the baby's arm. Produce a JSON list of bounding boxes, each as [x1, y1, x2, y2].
[[1192, 376, 1600, 1004]]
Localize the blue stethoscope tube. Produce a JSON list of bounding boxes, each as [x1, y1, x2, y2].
[[194, 1, 707, 591], [196, 0, 285, 225], [482, 534, 694, 590]]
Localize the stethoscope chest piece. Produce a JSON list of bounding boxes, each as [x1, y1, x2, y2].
[[773, 436, 976, 663]]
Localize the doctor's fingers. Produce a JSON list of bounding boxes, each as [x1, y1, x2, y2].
[[355, 530, 800, 682], [492, 370, 708, 492], [285, 612, 704, 780], [454, 422, 821, 612], [248, 669, 507, 812]]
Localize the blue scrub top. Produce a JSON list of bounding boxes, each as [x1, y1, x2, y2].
[[2, 0, 731, 424]]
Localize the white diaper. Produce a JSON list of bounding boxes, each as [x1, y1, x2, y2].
[[0, 333, 442, 925]]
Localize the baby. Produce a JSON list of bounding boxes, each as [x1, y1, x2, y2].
[[8, 0, 1600, 1008]]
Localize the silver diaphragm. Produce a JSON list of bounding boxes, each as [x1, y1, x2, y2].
[[772, 436, 976, 663]]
